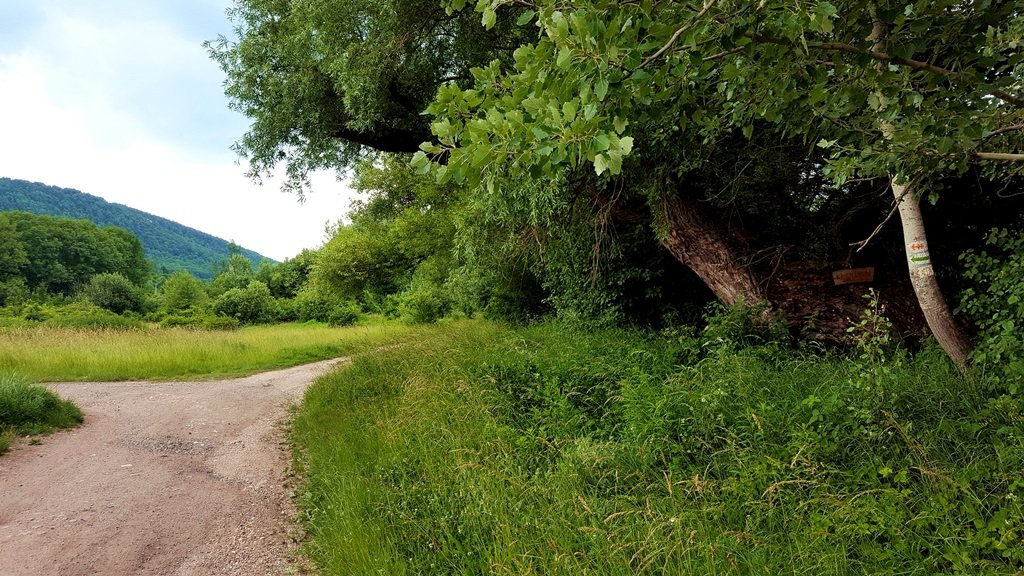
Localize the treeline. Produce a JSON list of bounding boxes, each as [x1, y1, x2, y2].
[[0, 211, 309, 330], [0, 211, 148, 299]]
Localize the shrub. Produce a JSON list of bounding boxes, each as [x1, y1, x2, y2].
[[41, 303, 144, 330], [20, 302, 52, 323], [275, 297, 298, 322], [960, 226, 1024, 391], [213, 281, 278, 325], [0, 278, 30, 307], [159, 310, 239, 330], [327, 300, 362, 326], [700, 300, 789, 351], [81, 272, 143, 314], [399, 286, 450, 324], [159, 271, 210, 313], [293, 289, 336, 322]]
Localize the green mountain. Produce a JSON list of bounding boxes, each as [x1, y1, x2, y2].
[[0, 178, 273, 279]]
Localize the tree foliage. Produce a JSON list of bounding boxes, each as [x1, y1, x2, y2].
[[213, 0, 1024, 347], [81, 273, 144, 315], [207, 0, 528, 191], [422, 0, 1024, 188], [159, 271, 211, 313], [1, 211, 150, 295]]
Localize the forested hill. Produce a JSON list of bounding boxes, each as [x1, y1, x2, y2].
[[0, 178, 272, 279]]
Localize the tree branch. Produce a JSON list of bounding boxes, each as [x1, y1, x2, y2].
[[984, 124, 1024, 139], [973, 151, 1024, 162], [641, 0, 718, 68]]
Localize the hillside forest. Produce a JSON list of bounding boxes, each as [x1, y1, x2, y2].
[[0, 178, 271, 279]]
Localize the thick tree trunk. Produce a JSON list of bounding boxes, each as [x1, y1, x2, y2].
[[657, 195, 765, 306], [892, 180, 973, 366]]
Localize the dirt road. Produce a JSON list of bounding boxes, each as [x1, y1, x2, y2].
[[0, 358, 347, 576]]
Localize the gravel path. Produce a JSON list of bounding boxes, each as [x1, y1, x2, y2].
[[0, 358, 346, 576]]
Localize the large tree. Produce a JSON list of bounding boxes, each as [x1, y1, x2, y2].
[[214, 0, 1024, 356], [413, 0, 1024, 361]]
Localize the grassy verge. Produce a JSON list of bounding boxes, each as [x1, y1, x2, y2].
[[0, 372, 83, 454], [292, 319, 1024, 575], [0, 322, 418, 382]]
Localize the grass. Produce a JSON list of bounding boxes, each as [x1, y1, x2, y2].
[[0, 372, 83, 454], [292, 318, 1024, 575], [0, 321, 419, 382]]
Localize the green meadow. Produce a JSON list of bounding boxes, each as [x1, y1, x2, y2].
[[0, 321, 416, 382]]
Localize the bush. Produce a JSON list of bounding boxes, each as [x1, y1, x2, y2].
[[960, 226, 1024, 391], [81, 272, 143, 314], [213, 281, 278, 325], [293, 289, 336, 322], [159, 310, 239, 330], [275, 297, 298, 322], [159, 271, 210, 313], [0, 373, 83, 452], [41, 303, 144, 330], [399, 286, 450, 324], [327, 300, 362, 326]]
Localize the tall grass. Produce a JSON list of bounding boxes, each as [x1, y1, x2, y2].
[[0, 372, 83, 454], [0, 322, 418, 382], [292, 319, 1024, 575]]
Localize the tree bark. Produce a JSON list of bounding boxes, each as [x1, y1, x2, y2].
[[657, 194, 765, 306], [891, 181, 973, 366]]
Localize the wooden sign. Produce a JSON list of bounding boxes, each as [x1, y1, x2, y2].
[[832, 267, 875, 286]]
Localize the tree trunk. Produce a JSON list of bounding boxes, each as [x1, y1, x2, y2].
[[892, 180, 973, 366], [657, 195, 765, 306]]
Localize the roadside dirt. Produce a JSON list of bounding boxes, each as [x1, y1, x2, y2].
[[0, 358, 347, 576]]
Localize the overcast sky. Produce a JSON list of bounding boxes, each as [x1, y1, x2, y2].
[[0, 0, 358, 261]]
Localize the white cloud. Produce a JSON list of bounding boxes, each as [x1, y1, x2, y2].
[[0, 1, 356, 262]]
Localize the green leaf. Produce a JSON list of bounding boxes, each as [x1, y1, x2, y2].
[[606, 151, 623, 174], [592, 133, 610, 151], [613, 116, 627, 134], [562, 100, 578, 120], [619, 136, 634, 155], [411, 151, 430, 174], [516, 10, 535, 26], [594, 153, 608, 175], [557, 47, 573, 69], [482, 8, 497, 30], [532, 126, 550, 139], [595, 79, 609, 101]]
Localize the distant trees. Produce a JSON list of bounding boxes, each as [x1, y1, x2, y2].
[[0, 178, 271, 280], [1, 211, 150, 295], [0, 214, 28, 281]]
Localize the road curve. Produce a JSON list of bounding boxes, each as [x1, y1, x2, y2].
[[0, 358, 346, 576]]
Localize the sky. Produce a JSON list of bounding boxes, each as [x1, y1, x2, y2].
[[0, 0, 358, 261]]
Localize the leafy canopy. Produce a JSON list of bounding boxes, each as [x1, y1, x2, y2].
[[416, 0, 1024, 193]]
